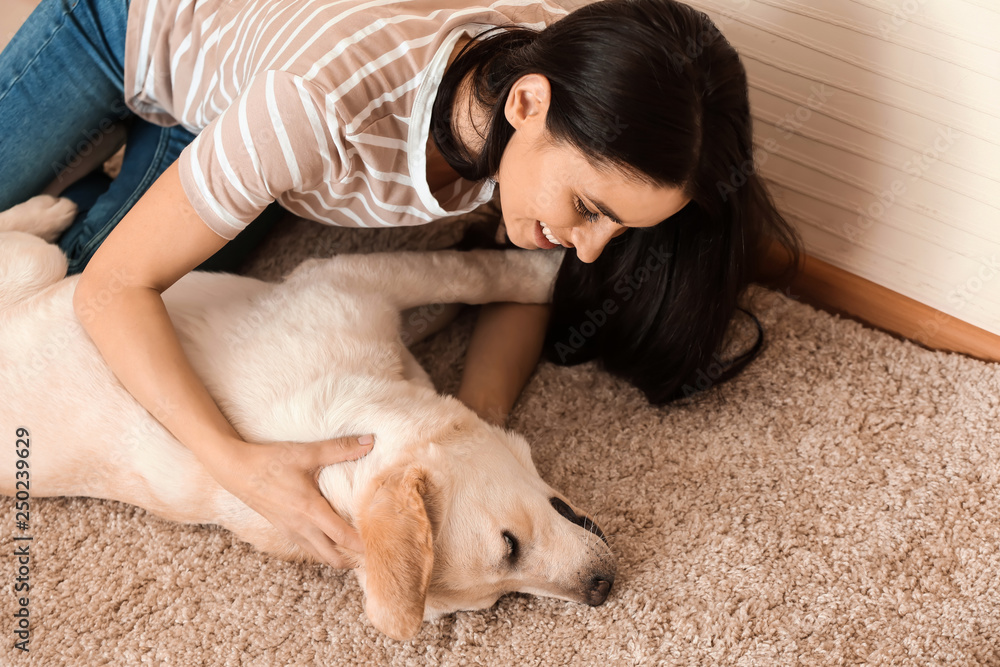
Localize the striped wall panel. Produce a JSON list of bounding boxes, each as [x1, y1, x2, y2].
[[682, 0, 1000, 335]]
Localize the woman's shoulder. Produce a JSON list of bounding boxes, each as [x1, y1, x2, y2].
[[312, 0, 567, 122]]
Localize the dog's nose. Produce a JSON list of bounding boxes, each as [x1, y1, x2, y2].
[[585, 574, 613, 606]]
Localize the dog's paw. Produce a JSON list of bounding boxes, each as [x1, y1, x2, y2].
[[497, 249, 565, 304], [535, 247, 566, 277], [0, 195, 78, 241], [26, 195, 78, 241]]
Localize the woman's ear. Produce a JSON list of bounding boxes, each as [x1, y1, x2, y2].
[[504, 73, 552, 130], [357, 465, 435, 640]]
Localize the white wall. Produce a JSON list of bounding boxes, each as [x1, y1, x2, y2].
[[683, 0, 1000, 336]]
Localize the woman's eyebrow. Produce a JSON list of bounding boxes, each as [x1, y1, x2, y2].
[[585, 194, 624, 225]]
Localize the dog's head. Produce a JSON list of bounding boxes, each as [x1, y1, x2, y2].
[[352, 419, 615, 640]]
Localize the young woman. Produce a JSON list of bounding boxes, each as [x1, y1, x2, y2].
[[0, 0, 798, 567]]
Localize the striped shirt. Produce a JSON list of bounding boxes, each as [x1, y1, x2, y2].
[[123, 0, 568, 239]]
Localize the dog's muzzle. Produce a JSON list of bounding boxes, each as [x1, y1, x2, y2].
[[550, 497, 614, 606]]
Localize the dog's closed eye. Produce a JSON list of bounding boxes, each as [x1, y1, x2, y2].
[[502, 530, 520, 564]]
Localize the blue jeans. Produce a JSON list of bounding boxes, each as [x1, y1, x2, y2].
[[0, 0, 280, 275]]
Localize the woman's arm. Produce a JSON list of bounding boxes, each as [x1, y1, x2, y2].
[[457, 302, 551, 426], [74, 160, 372, 567]]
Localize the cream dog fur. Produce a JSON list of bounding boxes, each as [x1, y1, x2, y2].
[[0, 196, 615, 640]]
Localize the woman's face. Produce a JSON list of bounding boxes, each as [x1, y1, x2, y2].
[[495, 75, 691, 263]]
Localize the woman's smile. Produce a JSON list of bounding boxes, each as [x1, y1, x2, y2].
[[535, 220, 565, 249]]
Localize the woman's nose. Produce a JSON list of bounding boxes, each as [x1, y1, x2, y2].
[[571, 222, 621, 264]]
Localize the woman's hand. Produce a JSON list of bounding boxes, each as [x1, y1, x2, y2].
[[200, 435, 375, 567], [75, 159, 367, 567]]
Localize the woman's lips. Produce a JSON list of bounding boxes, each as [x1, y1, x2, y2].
[[533, 220, 558, 249]]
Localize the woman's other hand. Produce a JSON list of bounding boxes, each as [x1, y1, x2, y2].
[[74, 159, 364, 567], [201, 435, 375, 567]]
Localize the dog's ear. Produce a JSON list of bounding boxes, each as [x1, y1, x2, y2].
[[357, 465, 435, 641]]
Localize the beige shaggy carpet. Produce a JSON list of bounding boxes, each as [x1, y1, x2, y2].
[[3, 209, 1000, 666]]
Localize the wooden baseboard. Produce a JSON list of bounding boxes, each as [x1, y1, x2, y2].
[[764, 250, 1000, 363]]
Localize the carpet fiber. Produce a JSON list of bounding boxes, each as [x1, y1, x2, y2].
[[4, 211, 999, 665]]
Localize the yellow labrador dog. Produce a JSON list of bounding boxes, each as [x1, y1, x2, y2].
[[0, 196, 614, 640]]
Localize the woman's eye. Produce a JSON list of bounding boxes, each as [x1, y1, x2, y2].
[[503, 531, 519, 561], [573, 197, 600, 223]]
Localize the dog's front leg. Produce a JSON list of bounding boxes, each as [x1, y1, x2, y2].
[[0, 195, 78, 241], [285, 249, 564, 311]]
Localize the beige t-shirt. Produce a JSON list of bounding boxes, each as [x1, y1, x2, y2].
[[123, 0, 568, 239]]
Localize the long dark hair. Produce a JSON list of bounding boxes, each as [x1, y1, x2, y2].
[[431, 0, 800, 404]]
